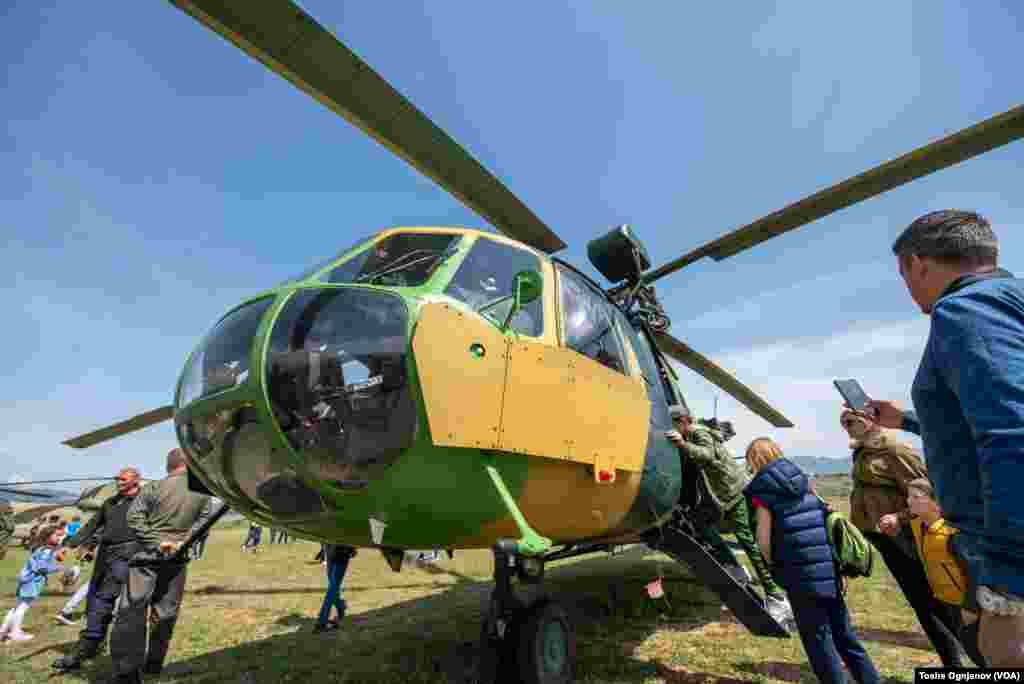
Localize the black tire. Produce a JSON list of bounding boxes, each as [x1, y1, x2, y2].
[[516, 601, 575, 684]]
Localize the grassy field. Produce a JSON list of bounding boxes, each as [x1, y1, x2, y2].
[[2, 494, 941, 683]]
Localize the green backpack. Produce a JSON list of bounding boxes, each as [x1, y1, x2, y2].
[[819, 499, 874, 579]]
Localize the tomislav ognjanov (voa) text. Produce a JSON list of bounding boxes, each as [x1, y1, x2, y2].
[[915, 670, 1024, 683]]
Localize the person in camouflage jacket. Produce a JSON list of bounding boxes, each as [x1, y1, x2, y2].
[[667, 406, 788, 610], [842, 409, 972, 667]]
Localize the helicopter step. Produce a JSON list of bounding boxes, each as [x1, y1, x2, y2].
[[643, 523, 791, 639]]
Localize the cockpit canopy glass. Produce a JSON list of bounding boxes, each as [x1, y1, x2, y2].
[[264, 288, 415, 488], [556, 264, 628, 374], [177, 297, 275, 409], [326, 232, 461, 287], [277, 233, 381, 286], [444, 237, 544, 336]]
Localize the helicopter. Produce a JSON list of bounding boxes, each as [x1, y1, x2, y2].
[[0, 478, 129, 547], [51, 1, 1024, 682]]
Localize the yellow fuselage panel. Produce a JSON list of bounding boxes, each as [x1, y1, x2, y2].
[[499, 342, 573, 459], [411, 303, 506, 449], [413, 301, 653, 546], [501, 340, 650, 472], [455, 460, 644, 547]]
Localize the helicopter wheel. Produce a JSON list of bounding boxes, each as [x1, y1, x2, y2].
[[516, 600, 575, 684]]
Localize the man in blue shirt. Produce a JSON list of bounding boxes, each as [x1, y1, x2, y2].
[[869, 210, 1024, 668]]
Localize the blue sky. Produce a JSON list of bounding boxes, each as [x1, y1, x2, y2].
[[2, 1, 1022, 485]]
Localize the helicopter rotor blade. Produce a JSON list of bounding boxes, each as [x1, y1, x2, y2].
[[653, 331, 793, 428], [644, 104, 1024, 284], [168, 0, 567, 254], [62, 405, 174, 449]]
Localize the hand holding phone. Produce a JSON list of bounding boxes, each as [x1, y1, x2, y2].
[[833, 379, 873, 415]]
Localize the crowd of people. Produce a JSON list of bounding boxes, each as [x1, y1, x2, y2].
[[3, 210, 1023, 681], [666, 210, 1023, 681], [1, 450, 215, 684]]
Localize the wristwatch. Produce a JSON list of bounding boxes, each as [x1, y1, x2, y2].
[[977, 585, 1024, 616]]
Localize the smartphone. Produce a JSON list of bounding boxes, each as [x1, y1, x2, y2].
[[833, 379, 871, 413]]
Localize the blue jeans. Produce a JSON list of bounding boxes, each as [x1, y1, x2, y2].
[[317, 557, 351, 626], [789, 593, 880, 684]]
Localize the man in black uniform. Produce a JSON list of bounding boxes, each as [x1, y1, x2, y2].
[[53, 467, 142, 672]]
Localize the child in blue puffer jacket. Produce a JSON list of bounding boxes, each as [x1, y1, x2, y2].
[[1, 524, 65, 642], [744, 438, 879, 684]]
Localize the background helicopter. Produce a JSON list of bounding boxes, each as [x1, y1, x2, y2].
[[24, 2, 1024, 679], [1, 477, 127, 546]]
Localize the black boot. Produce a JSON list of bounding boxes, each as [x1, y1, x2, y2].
[[112, 671, 143, 684], [52, 637, 101, 671]]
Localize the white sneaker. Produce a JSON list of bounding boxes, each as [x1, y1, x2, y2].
[[55, 612, 77, 626], [8, 631, 34, 642], [0, 623, 10, 641]]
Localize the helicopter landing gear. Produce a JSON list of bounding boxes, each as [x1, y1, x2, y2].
[[476, 542, 574, 684]]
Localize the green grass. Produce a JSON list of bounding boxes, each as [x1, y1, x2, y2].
[[2, 493, 939, 683]]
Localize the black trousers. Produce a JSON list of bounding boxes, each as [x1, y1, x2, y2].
[[80, 550, 130, 644], [867, 533, 977, 667]]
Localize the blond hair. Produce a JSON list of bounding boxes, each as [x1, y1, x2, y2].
[[907, 477, 935, 499], [745, 437, 783, 474]]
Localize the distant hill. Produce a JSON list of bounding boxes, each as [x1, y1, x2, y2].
[[789, 456, 850, 476], [0, 488, 78, 504]]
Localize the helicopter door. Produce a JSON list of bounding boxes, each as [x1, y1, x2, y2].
[[500, 265, 648, 477], [412, 301, 507, 450]]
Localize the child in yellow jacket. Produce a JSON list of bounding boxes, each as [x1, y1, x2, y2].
[[906, 478, 985, 666]]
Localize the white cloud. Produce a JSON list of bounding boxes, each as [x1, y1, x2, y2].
[[670, 317, 929, 461]]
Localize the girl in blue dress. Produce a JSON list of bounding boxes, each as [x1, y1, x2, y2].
[[1, 525, 65, 642]]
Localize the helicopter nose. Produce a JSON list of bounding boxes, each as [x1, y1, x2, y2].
[[177, 287, 417, 516]]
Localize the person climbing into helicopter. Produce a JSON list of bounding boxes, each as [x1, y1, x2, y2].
[[665, 404, 793, 623]]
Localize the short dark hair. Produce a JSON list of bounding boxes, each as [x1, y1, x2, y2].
[[892, 210, 998, 268]]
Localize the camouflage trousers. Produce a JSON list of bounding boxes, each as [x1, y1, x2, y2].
[[698, 499, 783, 598], [110, 561, 188, 676]]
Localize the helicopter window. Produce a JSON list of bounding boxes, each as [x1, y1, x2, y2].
[[556, 265, 628, 375], [177, 297, 275, 409], [444, 237, 543, 336], [278, 232, 381, 286], [326, 232, 460, 287], [619, 321, 671, 408], [264, 288, 416, 488]]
